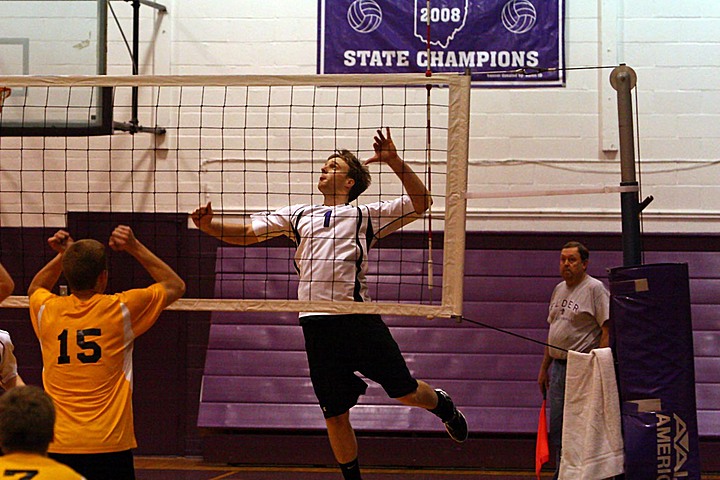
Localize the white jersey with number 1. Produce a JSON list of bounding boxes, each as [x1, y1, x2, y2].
[[251, 195, 420, 316]]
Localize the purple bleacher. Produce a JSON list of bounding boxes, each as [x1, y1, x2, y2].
[[198, 246, 720, 436]]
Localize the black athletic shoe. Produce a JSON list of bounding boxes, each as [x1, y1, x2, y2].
[[436, 389, 468, 443]]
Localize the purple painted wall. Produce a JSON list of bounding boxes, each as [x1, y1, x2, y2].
[[198, 245, 720, 438], [1, 218, 719, 470]]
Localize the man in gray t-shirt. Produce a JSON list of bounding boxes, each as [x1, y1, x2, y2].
[[537, 241, 610, 479]]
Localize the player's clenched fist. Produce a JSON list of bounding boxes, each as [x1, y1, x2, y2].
[[48, 230, 73, 253], [109, 225, 138, 252], [191, 202, 214, 231]]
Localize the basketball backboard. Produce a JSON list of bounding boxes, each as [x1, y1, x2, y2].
[[0, 0, 112, 135]]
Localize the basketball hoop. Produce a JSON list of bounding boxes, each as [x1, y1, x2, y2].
[[0, 87, 10, 113]]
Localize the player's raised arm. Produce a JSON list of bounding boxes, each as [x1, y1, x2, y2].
[[28, 230, 73, 297], [364, 127, 432, 214], [109, 225, 186, 308], [191, 201, 261, 246]]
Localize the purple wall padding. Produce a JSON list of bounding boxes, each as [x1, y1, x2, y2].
[[199, 246, 720, 438], [610, 263, 701, 479]]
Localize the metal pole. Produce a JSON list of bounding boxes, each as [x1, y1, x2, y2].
[[114, 0, 167, 135], [610, 64, 642, 266]]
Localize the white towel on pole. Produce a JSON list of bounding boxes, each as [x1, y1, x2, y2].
[[559, 347, 624, 479]]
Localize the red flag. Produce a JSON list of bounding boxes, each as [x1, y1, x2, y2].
[[536, 398, 550, 479]]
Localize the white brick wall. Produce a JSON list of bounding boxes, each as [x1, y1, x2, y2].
[[2, 0, 719, 232]]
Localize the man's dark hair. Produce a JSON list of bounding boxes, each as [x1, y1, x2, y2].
[[0, 386, 55, 454], [62, 239, 107, 291], [563, 241, 589, 262], [329, 149, 371, 202]]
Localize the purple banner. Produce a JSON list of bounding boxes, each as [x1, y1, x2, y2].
[[318, 0, 565, 87]]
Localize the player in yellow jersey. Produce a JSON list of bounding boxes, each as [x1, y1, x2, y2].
[[0, 385, 85, 479], [28, 225, 186, 480]]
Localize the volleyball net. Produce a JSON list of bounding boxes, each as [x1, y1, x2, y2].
[[0, 73, 469, 318]]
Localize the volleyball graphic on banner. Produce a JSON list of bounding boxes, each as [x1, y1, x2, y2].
[[347, 0, 383, 34], [501, 0, 537, 34]]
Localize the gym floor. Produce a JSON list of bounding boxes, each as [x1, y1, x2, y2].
[[134, 457, 720, 480], [135, 457, 544, 479]]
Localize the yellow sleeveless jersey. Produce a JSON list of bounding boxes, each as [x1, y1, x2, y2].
[[29, 284, 167, 454], [0, 452, 85, 479]]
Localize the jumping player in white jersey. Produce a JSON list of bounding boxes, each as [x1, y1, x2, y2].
[[192, 128, 468, 480]]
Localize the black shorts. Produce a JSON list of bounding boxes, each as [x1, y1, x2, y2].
[[300, 313, 419, 419], [50, 449, 135, 480]]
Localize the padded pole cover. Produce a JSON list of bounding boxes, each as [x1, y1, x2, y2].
[[609, 263, 701, 479]]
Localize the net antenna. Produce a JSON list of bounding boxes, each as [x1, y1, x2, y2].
[[0, 73, 470, 320], [109, 0, 168, 135], [425, 0, 434, 298], [0, 87, 10, 113]]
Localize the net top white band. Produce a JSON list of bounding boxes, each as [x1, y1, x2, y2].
[[0, 73, 467, 88]]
